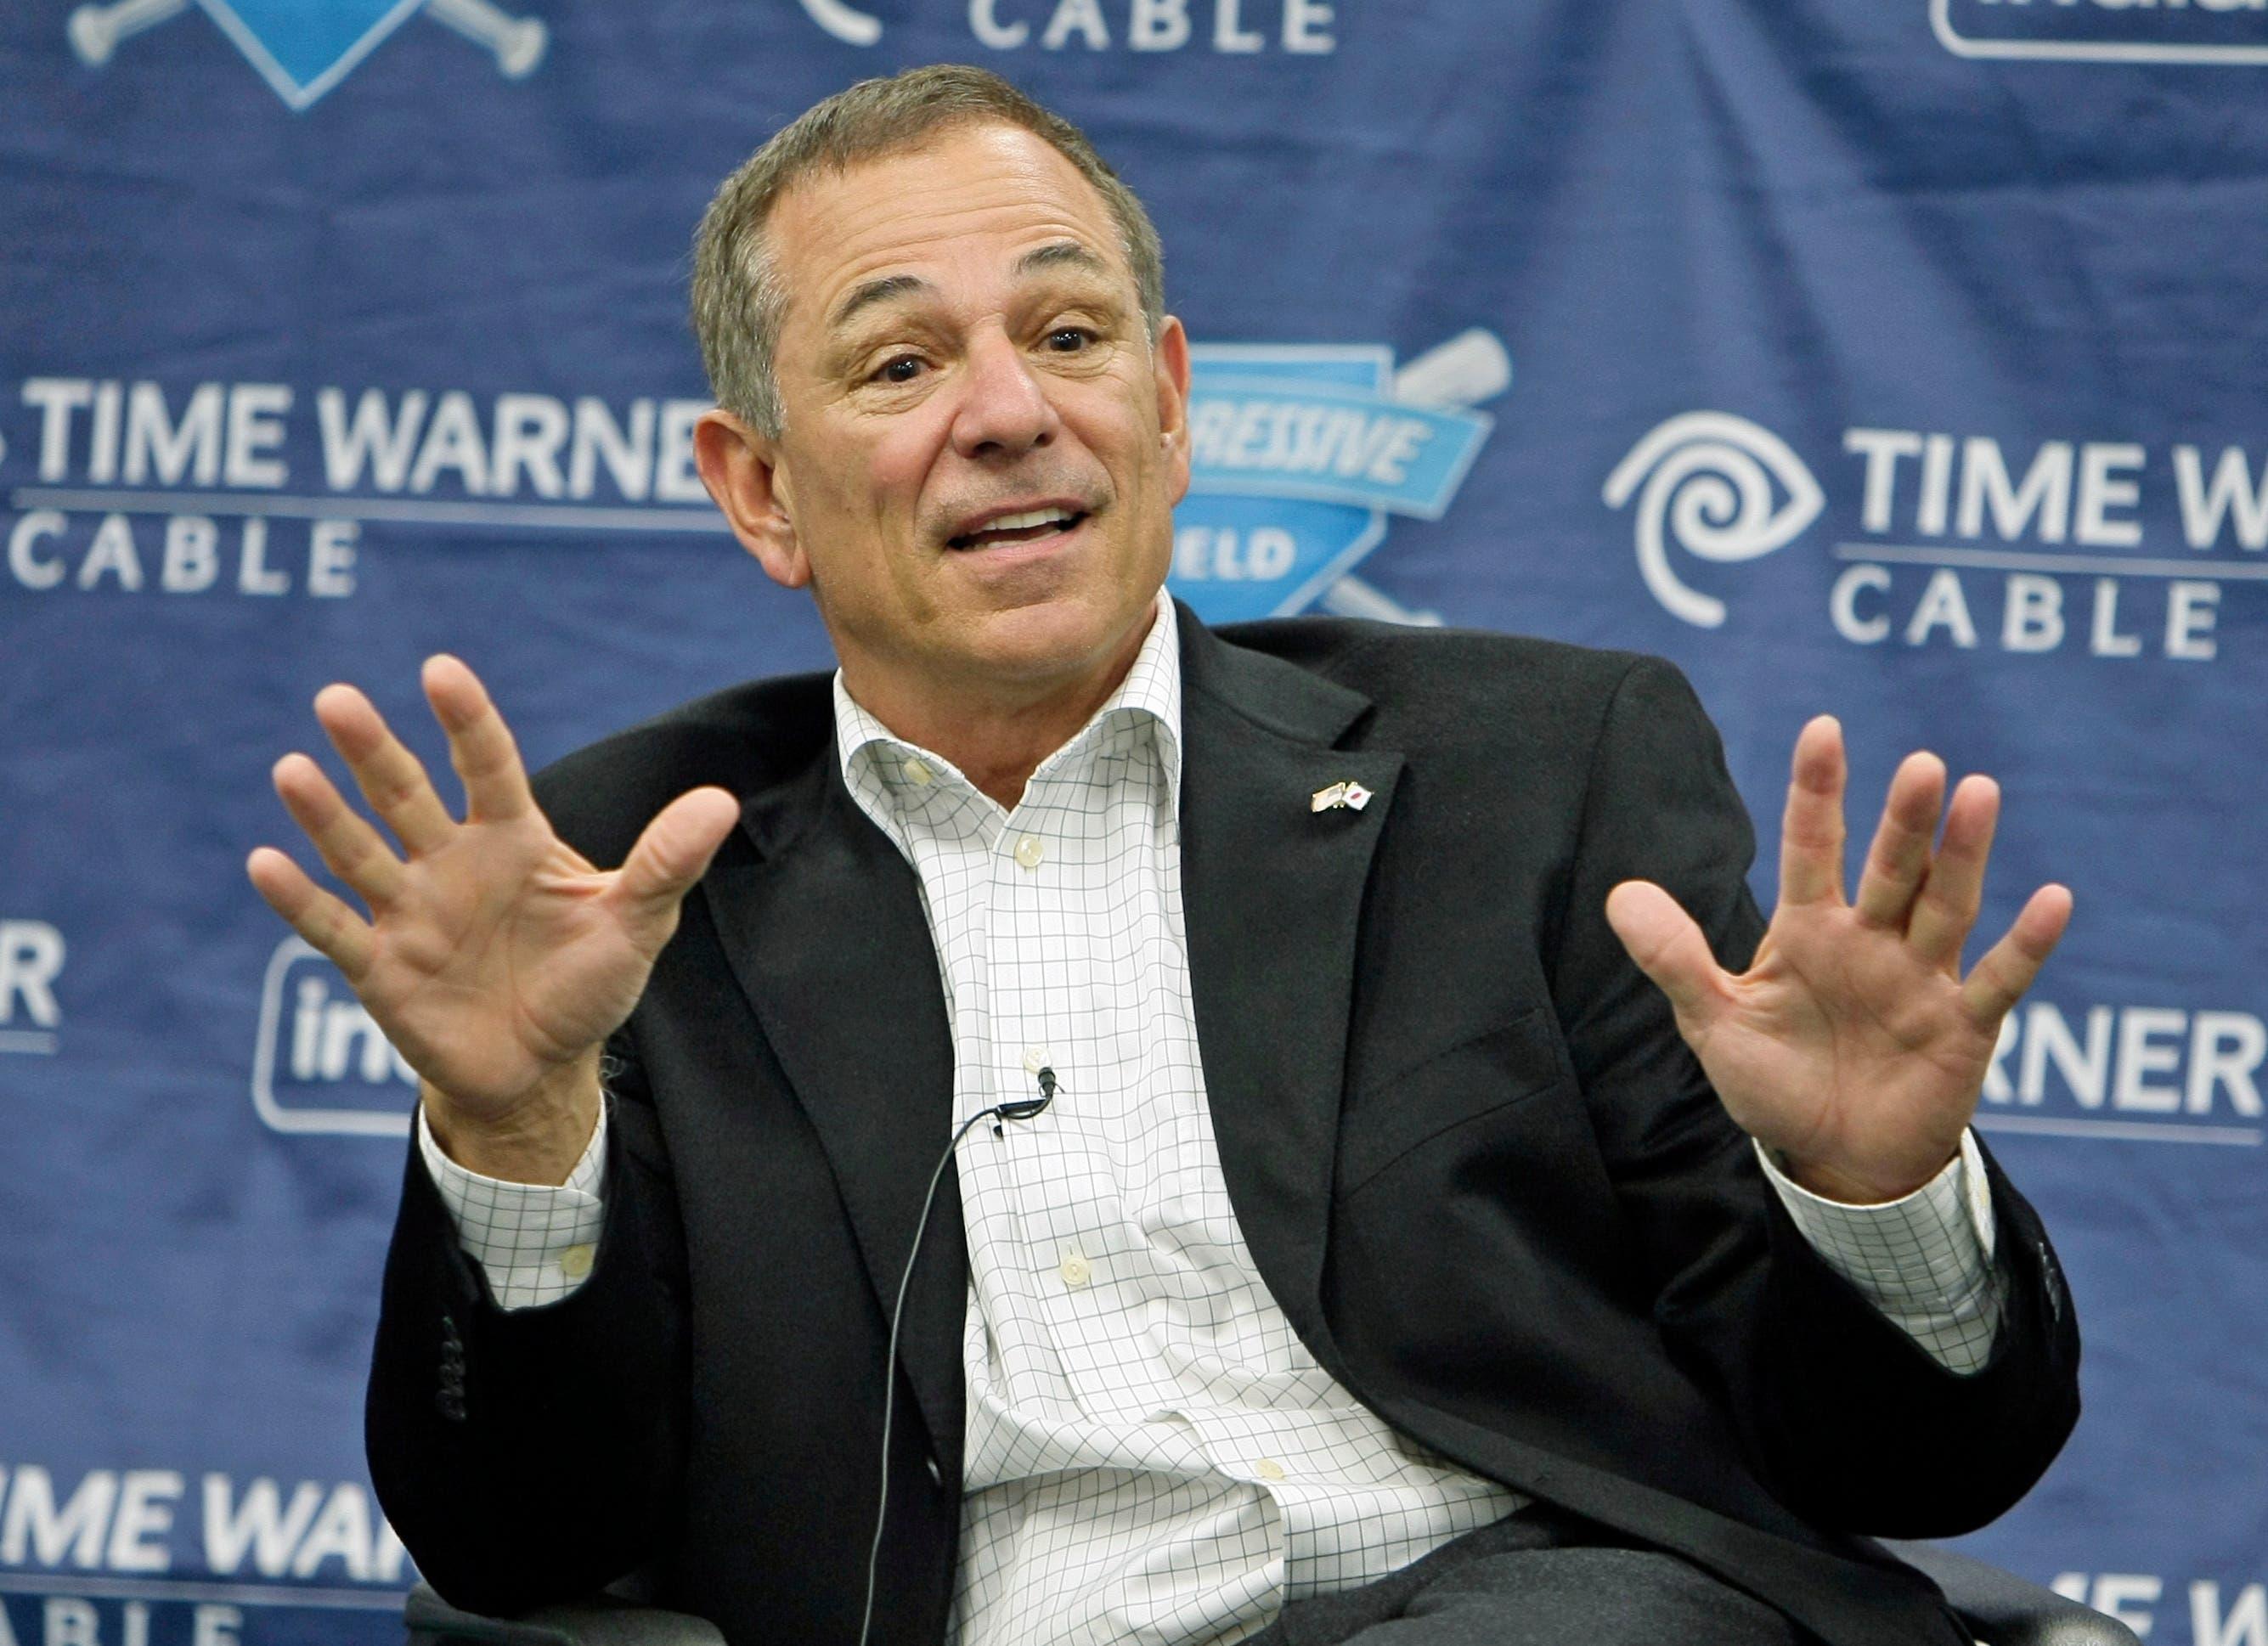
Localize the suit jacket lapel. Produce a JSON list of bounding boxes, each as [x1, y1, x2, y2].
[[698, 752, 968, 1478], [1176, 612, 1402, 1359], [689, 612, 1402, 1471]]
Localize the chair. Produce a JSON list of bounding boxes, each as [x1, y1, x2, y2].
[[404, 1583, 723, 1646], [403, 1546, 2141, 1646], [1884, 1542, 2142, 1646]]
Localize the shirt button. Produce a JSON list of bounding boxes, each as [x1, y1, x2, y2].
[[1255, 1458, 1287, 1482], [1021, 1046, 1052, 1074], [559, 1243, 595, 1281], [1013, 835, 1045, 870], [1058, 1252, 1092, 1288], [903, 758, 933, 786]]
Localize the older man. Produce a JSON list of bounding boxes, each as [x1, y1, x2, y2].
[[251, 65, 2078, 1646]]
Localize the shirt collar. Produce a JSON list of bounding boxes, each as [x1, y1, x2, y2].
[[832, 589, 1184, 820]]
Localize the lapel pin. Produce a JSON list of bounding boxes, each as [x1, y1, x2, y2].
[[1311, 781, 1372, 813]]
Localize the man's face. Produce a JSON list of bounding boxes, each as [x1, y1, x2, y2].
[[710, 123, 1191, 710]]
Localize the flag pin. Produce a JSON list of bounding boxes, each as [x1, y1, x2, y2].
[[1311, 781, 1372, 813]]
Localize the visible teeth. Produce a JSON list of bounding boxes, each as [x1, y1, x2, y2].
[[982, 509, 1074, 533]]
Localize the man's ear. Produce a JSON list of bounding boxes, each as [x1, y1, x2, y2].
[[695, 409, 810, 589], [1154, 315, 1193, 507]]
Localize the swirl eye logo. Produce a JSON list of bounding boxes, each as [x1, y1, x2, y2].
[[1602, 412, 1823, 629]]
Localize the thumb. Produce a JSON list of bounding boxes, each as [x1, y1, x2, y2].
[[1604, 880, 1727, 1029], [612, 786, 741, 931]]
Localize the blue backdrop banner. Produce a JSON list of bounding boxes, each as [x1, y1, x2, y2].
[[3, 3, 2261, 1643]]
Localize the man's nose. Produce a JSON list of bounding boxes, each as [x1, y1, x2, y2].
[[949, 331, 1059, 459]]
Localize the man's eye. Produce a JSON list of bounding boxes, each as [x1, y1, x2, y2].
[[1045, 328, 1092, 353], [872, 355, 924, 385]]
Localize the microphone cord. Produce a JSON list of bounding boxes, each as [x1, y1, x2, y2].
[[856, 1068, 1057, 1646]]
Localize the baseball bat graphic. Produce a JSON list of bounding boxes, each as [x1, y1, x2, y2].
[[425, 0, 547, 77], [1391, 328, 1513, 409], [1318, 329, 1514, 626], [798, 0, 883, 46], [68, 0, 189, 66]]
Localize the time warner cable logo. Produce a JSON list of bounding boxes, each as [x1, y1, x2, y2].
[[773, 0, 1346, 54], [1607, 411, 2267, 662], [0, 921, 65, 1057], [1600, 413, 1821, 630]]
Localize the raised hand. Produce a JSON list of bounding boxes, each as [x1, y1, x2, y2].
[[246, 657, 739, 1181], [1604, 716, 2072, 1204]]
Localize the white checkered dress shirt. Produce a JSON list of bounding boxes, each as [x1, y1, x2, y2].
[[420, 596, 2003, 1643]]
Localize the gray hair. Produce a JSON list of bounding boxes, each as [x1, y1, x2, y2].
[[690, 64, 1167, 438]]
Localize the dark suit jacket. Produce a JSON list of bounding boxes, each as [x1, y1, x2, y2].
[[368, 609, 2080, 1646]]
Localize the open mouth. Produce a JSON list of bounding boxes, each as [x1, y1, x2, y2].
[[946, 508, 1089, 550]]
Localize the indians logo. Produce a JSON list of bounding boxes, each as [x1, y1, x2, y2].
[[1171, 331, 1508, 627], [251, 937, 416, 1137], [1932, 0, 2268, 67], [68, 0, 549, 109]]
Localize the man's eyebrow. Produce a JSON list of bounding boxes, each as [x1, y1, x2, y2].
[[826, 243, 1114, 335], [1015, 240, 1112, 281], [828, 273, 932, 333]]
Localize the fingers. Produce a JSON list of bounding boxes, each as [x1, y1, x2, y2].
[[246, 846, 375, 978], [609, 787, 742, 938], [1605, 880, 1729, 1031], [1778, 715, 1847, 909], [1907, 774, 1999, 969], [425, 654, 536, 825], [1851, 751, 1948, 930], [315, 682, 457, 856], [272, 752, 407, 909], [1961, 883, 2073, 1023]]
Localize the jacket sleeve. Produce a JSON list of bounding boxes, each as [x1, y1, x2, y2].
[[1547, 655, 2081, 1537], [364, 1023, 691, 1615]]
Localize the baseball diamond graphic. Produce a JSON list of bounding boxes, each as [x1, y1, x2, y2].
[[67, 0, 547, 108]]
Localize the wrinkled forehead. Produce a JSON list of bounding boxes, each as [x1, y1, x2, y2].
[[765, 124, 1137, 339]]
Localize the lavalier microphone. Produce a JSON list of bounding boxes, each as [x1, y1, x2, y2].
[[992, 1065, 1057, 1129], [857, 1066, 1059, 1646]]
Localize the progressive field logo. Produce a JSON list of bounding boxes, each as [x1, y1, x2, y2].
[[67, 0, 548, 110], [1171, 331, 1507, 626]]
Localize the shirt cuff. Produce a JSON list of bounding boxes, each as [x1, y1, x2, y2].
[[1757, 1130, 2003, 1374], [416, 1100, 610, 1311]]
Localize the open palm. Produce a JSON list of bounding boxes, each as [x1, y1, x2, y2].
[[1605, 717, 2072, 1204], [247, 657, 739, 1138]]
